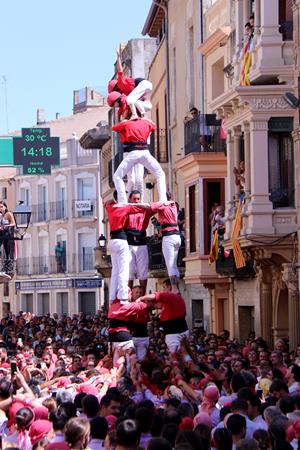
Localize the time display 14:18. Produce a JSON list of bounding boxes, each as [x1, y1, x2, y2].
[[21, 147, 53, 157]]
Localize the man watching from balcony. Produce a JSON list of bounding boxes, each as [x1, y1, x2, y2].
[[136, 279, 188, 355], [125, 190, 154, 294], [55, 242, 64, 273], [150, 193, 182, 293]]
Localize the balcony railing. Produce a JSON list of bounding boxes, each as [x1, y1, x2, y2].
[[49, 201, 68, 220], [78, 250, 94, 272], [184, 114, 226, 155], [148, 237, 185, 274], [31, 204, 48, 223], [149, 129, 168, 163], [16, 258, 32, 276], [16, 251, 95, 276], [72, 199, 97, 218]]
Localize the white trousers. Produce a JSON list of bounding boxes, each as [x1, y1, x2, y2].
[[165, 330, 189, 353], [126, 162, 145, 200], [162, 234, 181, 277], [126, 80, 153, 115], [133, 336, 149, 361], [113, 150, 167, 204], [129, 245, 149, 280], [111, 340, 134, 365], [108, 239, 129, 302]]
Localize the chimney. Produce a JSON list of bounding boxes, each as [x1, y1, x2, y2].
[[37, 108, 45, 125], [56, 113, 60, 120]]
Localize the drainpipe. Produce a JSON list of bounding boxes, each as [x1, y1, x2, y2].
[[152, 0, 173, 194], [199, 0, 205, 114]]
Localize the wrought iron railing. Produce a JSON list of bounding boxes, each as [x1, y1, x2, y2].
[[184, 114, 226, 155]]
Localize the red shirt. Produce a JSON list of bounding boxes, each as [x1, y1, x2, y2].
[[105, 203, 145, 232], [117, 71, 136, 96], [108, 300, 148, 332], [125, 208, 154, 232], [112, 118, 155, 143], [155, 292, 186, 321], [151, 201, 179, 233]]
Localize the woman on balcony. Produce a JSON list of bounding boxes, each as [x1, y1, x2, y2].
[[0, 201, 16, 277]]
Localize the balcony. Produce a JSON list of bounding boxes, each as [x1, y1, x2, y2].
[[49, 201, 68, 220], [149, 128, 168, 163], [184, 114, 226, 155], [16, 256, 65, 276], [78, 249, 94, 272], [72, 199, 97, 218], [31, 204, 48, 223], [16, 258, 32, 276], [16, 251, 95, 276], [79, 123, 110, 149], [148, 237, 185, 278]]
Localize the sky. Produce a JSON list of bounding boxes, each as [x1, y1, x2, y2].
[[0, 0, 153, 134]]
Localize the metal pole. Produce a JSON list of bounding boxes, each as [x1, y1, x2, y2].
[[152, 0, 173, 194]]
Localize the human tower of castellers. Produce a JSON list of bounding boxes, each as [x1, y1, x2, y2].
[[105, 49, 188, 364]]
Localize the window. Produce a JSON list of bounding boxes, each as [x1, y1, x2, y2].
[[211, 58, 225, 99], [268, 118, 294, 208], [55, 182, 67, 219], [21, 294, 33, 312], [78, 292, 96, 315], [192, 299, 204, 327], [171, 47, 177, 120], [57, 292, 68, 315], [78, 233, 94, 271], [37, 293, 50, 316], [1, 187, 7, 199], [37, 185, 48, 221], [3, 283, 9, 297], [189, 185, 196, 253], [203, 179, 225, 254], [20, 187, 30, 205]]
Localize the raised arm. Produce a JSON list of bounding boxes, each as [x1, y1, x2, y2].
[[116, 47, 123, 73]]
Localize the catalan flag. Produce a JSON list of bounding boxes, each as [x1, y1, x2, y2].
[[209, 230, 219, 265], [231, 201, 246, 269], [240, 35, 253, 86]]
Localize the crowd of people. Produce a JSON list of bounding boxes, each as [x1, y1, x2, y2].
[[0, 305, 300, 450]]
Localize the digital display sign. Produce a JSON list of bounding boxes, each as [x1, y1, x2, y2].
[[13, 128, 60, 175]]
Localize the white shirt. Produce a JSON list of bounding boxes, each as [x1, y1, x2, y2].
[[89, 438, 105, 450]]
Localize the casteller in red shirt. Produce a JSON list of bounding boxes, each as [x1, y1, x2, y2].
[[155, 292, 188, 335], [112, 118, 155, 144], [105, 202, 146, 234]]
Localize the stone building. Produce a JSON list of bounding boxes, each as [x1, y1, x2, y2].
[[13, 88, 109, 315]]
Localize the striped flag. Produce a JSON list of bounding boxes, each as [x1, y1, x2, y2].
[[209, 230, 219, 265], [231, 201, 246, 269], [240, 35, 253, 86]]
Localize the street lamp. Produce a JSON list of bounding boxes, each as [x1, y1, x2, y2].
[[98, 234, 107, 249], [283, 92, 300, 109], [13, 202, 31, 240]]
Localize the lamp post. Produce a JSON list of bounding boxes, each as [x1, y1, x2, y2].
[[0, 203, 31, 282], [97, 234, 107, 250], [12, 202, 31, 240]]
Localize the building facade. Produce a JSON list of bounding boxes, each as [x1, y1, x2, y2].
[[141, 0, 298, 343], [13, 88, 109, 315]]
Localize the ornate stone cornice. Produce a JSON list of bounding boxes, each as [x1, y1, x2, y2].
[[243, 96, 290, 111]]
